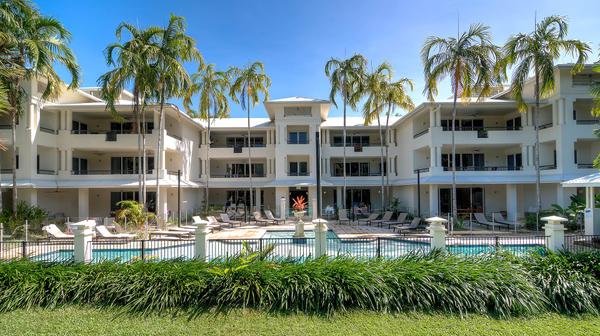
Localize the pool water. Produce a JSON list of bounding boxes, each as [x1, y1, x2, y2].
[[262, 230, 339, 239]]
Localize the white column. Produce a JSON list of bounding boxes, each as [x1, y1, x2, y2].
[[78, 188, 89, 219], [336, 186, 342, 209], [426, 216, 447, 250], [428, 184, 439, 216], [506, 184, 518, 222], [194, 221, 208, 260], [158, 187, 168, 225], [542, 215, 567, 252], [309, 186, 317, 219], [66, 110, 73, 132], [71, 220, 96, 263], [255, 187, 262, 212], [313, 218, 328, 257], [557, 98, 565, 125], [565, 98, 575, 125], [275, 187, 287, 218]]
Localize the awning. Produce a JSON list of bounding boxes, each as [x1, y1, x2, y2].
[[562, 172, 600, 187]]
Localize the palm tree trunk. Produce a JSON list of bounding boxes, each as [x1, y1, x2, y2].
[[10, 110, 17, 214], [205, 112, 211, 215], [377, 112, 385, 211], [451, 84, 458, 230], [156, 87, 166, 225], [534, 70, 542, 232], [342, 88, 347, 213], [133, 87, 143, 206], [385, 103, 392, 209], [247, 91, 253, 219]]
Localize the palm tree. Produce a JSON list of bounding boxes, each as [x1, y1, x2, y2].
[[0, 0, 80, 213], [422, 23, 501, 224], [325, 54, 367, 212], [184, 64, 231, 215], [381, 78, 414, 207], [592, 58, 600, 115], [500, 16, 590, 231], [359, 62, 392, 211], [99, 22, 157, 211], [229, 62, 270, 217], [152, 14, 201, 224]]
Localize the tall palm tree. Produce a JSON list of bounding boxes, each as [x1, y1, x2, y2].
[[184, 63, 230, 214], [359, 62, 392, 210], [382, 78, 414, 207], [99, 22, 158, 211], [500, 16, 590, 231], [422, 23, 501, 224], [152, 14, 201, 224], [592, 58, 600, 115], [0, 0, 80, 213], [325, 54, 367, 211], [229, 62, 270, 216]]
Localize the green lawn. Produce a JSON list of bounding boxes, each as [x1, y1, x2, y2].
[[0, 307, 599, 336]]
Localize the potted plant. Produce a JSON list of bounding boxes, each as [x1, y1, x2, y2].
[[292, 195, 307, 220]]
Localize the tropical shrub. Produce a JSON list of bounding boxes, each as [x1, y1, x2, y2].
[[1, 250, 600, 317], [115, 200, 155, 228], [0, 201, 48, 237]]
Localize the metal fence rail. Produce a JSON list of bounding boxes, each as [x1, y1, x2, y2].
[[564, 235, 600, 253], [0, 240, 75, 262], [327, 236, 433, 258], [446, 235, 548, 255], [90, 239, 195, 262], [208, 238, 315, 260]]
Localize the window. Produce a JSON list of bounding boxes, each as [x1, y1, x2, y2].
[[506, 117, 522, 130], [332, 135, 370, 146], [72, 157, 88, 175], [110, 157, 153, 174], [72, 121, 88, 134], [288, 131, 308, 144], [442, 153, 485, 170], [289, 161, 308, 176], [345, 189, 371, 209], [442, 119, 483, 131], [284, 106, 311, 117], [507, 153, 522, 170], [225, 163, 264, 177], [110, 191, 156, 212]]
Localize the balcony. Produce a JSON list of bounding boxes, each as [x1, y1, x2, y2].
[[39, 126, 58, 135], [70, 169, 153, 175], [539, 164, 557, 171], [210, 173, 267, 178], [576, 120, 599, 125], [37, 169, 57, 175], [413, 128, 429, 138], [442, 166, 523, 171], [577, 163, 595, 169]]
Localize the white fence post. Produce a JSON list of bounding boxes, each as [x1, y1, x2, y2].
[[313, 218, 328, 257], [194, 221, 208, 260], [542, 215, 567, 252], [280, 196, 286, 219], [426, 216, 448, 250], [71, 220, 96, 263]]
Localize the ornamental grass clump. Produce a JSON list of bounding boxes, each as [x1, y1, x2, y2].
[[0, 250, 598, 317]]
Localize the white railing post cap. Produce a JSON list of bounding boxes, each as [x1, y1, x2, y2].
[[425, 216, 448, 223], [540, 215, 568, 223]]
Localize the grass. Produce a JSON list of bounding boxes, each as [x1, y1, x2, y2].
[[0, 306, 599, 336]]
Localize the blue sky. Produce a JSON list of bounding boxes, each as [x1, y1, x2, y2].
[[38, 0, 599, 118]]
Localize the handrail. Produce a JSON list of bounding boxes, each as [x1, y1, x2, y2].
[[539, 164, 557, 170], [210, 173, 267, 178], [414, 168, 430, 173], [576, 119, 599, 125], [39, 127, 57, 134], [537, 122, 553, 130], [70, 129, 153, 135], [443, 166, 523, 171], [209, 144, 267, 148], [37, 169, 57, 175], [0, 124, 10, 129], [441, 126, 523, 131], [577, 163, 594, 169], [71, 169, 153, 175], [412, 128, 429, 138]]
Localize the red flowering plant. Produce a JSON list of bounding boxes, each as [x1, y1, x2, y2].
[[292, 195, 307, 212]]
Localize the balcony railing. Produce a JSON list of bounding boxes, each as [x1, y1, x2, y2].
[[287, 140, 309, 144], [576, 119, 599, 125], [331, 172, 386, 177], [414, 168, 430, 174], [70, 170, 152, 175], [442, 166, 523, 171], [0, 168, 13, 174], [577, 163, 594, 169], [39, 127, 57, 134], [441, 126, 523, 131], [37, 169, 57, 175], [413, 128, 429, 138], [167, 133, 182, 141], [536, 122, 553, 130], [539, 164, 557, 170], [210, 144, 267, 149], [288, 172, 309, 177], [210, 173, 267, 178], [70, 129, 154, 135]]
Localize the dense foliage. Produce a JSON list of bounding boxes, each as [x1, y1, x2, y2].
[[0, 201, 48, 236], [0, 250, 599, 317]]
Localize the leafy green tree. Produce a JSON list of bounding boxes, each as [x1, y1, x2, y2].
[[151, 14, 201, 224], [501, 16, 590, 230], [325, 54, 367, 210], [0, 0, 80, 213], [185, 64, 231, 213], [115, 200, 155, 229], [359, 62, 392, 209], [422, 24, 501, 223], [592, 56, 600, 115], [228, 62, 270, 215]]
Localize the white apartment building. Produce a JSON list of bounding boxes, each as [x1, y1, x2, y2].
[[1, 64, 599, 222]]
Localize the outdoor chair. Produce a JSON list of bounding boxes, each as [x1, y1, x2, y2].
[[41, 224, 74, 239], [357, 213, 379, 226], [492, 212, 521, 229], [384, 213, 408, 228], [265, 210, 285, 225], [473, 213, 508, 231], [392, 217, 421, 234], [338, 209, 351, 225], [370, 211, 393, 226], [254, 211, 275, 225], [220, 213, 242, 227], [95, 225, 137, 239]]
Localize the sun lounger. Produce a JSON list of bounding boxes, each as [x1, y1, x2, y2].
[[265, 210, 285, 225], [96, 225, 137, 239], [392, 217, 421, 233], [254, 211, 275, 225], [220, 213, 242, 227], [357, 213, 379, 226], [473, 213, 508, 230], [149, 230, 192, 239], [41, 224, 74, 239], [384, 213, 408, 228], [492, 213, 521, 229], [370, 211, 393, 226], [338, 209, 350, 225]]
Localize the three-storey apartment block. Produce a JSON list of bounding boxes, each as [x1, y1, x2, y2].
[[1, 64, 598, 222]]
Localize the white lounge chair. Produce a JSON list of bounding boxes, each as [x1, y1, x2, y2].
[[265, 210, 285, 225], [392, 217, 421, 233], [96, 225, 137, 239], [338, 209, 351, 225], [254, 211, 275, 225], [492, 213, 521, 229], [357, 213, 379, 226], [220, 213, 242, 226], [42, 224, 73, 239], [474, 213, 508, 230], [384, 213, 408, 228]]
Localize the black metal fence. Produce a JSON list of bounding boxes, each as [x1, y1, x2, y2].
[[446, 235, 548, 256], [208, 238, 316, 260], [0, 240, 75, 262], [564, 235, 600, 253], [327, 236, 432, 258], [89, 239, 195, 262]]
